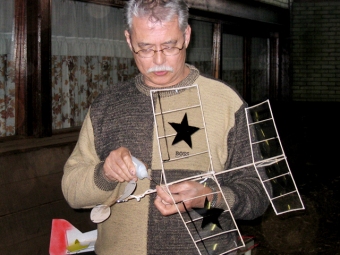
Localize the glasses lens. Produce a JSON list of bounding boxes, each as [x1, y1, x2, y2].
[[163, 48, 180, 56], [138, 50, 154, 58], [136, 44, 183, 58]]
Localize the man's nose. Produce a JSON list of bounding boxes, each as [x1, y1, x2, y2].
[[153, 50, 166, 65]]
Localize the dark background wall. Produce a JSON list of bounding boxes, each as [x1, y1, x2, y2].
[[0, 140, 96, 254], [239, 101, 339, 254], [291, 0, 340, 101]]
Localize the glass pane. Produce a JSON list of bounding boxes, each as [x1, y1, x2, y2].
[[151, 86, 212, 178], [247, 100, 271, 122], [272, 192, 304, 214], [51, 0, 138, 129], [246, 102, 282, 161], [245, 101, 305, 214], [221, 34, 244, 95], [187, 19, 213, 76], [175, 175, 243, 255], [251, 37, 269, 103], [0, 0, 15, 137], [258, 159, 290, 182]]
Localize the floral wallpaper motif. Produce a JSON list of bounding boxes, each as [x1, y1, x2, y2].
[[1, 53, 210, 136], [52, 55, 138, 129], [0, 54, 15, 137]]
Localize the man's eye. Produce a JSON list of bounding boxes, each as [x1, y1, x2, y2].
[[164, 47, 176, 52], [142, 48, 153, 53]]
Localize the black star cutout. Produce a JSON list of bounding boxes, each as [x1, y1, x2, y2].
[[168, 113, 199, 148], [193, 197, 224, 230]]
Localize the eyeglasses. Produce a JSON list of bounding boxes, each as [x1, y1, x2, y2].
[[131, 40, 186, 58]]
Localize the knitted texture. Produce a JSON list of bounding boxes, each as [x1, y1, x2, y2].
[[63, 65, 270, 255]]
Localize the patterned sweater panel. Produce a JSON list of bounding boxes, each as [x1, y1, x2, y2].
[[74, 67, 270, 255], [90, 80, 154, 164]]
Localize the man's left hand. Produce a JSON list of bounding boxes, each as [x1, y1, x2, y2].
[[154, 181, 213, 216]]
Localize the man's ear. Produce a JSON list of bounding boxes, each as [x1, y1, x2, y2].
[[184, 25, 191, 48], [124, 30, 132, 51]]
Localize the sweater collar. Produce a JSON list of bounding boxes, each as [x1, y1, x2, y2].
[[135, 64, 200, 97]]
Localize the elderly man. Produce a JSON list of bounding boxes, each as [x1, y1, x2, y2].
[[62, 0, 270, 254]]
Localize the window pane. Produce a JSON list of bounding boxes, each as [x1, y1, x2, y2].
[[251, 37, 270, 103], [187, 19, 213, 76], [221, 34, 244, 95], [0, 0, 15, 137], [52, 0, 138, 129]]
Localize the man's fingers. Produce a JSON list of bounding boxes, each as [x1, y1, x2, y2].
[[123, 156, 136, 176], [154, 195, 190, 215], [156, 185, 176, 203], [104, 158, 132, 182], [115, 158, 133, 179], [154, 195, 178, 215]]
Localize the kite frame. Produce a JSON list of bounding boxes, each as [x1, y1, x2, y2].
[[124, 85, 305, 254]]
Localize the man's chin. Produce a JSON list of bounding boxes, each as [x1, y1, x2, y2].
[[146, 79, 175, 88], [144, 74, 176, 88]]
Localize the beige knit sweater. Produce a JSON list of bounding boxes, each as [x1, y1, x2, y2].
[[62, 65, 270, 255]]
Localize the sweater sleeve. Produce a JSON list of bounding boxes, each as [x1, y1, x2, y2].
[[61, 109, 117, 209], [219, 104, 271, 220]]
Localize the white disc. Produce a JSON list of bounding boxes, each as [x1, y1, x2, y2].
[[90, 205, 111, 223]]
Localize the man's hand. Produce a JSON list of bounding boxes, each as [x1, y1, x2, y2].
[[103, 147, 138, 183], [154, 181, 214, 216]]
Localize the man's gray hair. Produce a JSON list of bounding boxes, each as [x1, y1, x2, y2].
[[124, 0, 189, 32]]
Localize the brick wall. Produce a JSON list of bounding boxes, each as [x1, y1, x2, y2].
[[291, 1, 340, 102]]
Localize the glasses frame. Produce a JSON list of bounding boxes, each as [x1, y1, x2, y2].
[[130, 37, 186, 58]]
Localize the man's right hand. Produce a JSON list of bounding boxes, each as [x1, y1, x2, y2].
[[103, 147, 138, 183]]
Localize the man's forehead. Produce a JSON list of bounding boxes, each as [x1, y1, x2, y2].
[[131, 15, 180, 31], [130, 16, 182, 43]]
